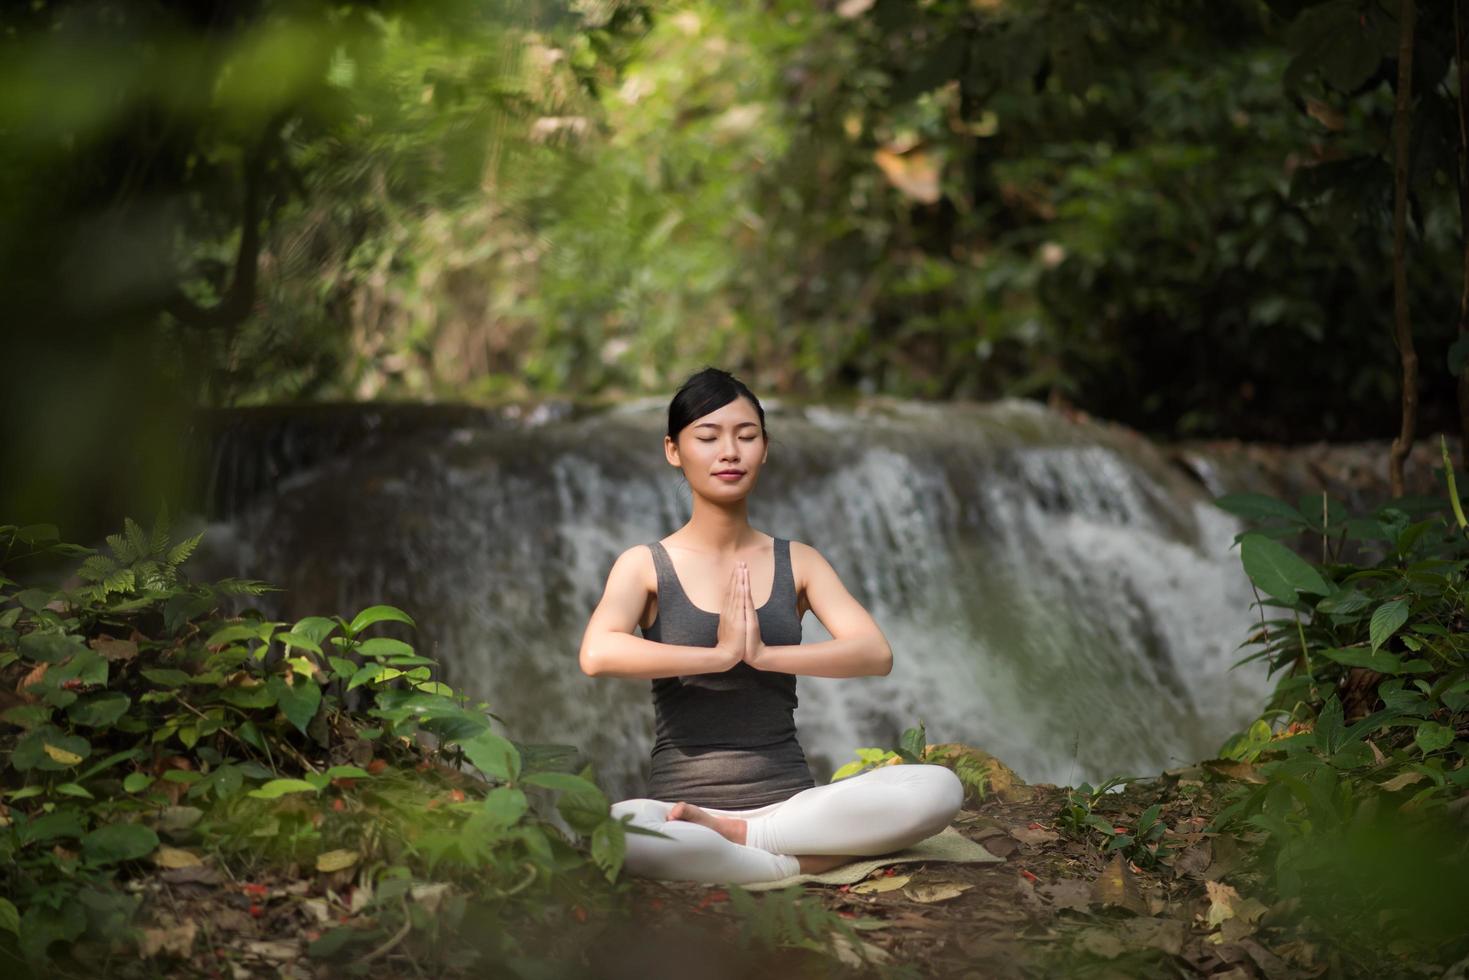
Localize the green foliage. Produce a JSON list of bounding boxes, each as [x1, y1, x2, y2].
[[1055, 775, 1176, 869], [830, 721, 990, 803], [724, 883, 902, 973], [1212, 471, 1469, 966], [0, 517, 636, 971]]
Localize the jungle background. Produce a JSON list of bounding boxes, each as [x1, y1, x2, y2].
[[4, 0, 1469, 977], [7, 0, 1469, 532]]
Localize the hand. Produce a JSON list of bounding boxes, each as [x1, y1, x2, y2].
[[741, 562, 767, 667], [714, 562, 745, 669]]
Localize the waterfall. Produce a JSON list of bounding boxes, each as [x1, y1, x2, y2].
[[190, 397, 1270, 801]]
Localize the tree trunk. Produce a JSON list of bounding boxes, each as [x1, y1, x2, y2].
[[1456, 0, 1469, 472], [1389, 0, 1418, 498]]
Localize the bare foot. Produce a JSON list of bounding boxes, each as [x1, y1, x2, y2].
[[668, 801, 748, 845]]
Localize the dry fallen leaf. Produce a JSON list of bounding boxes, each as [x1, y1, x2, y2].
[[1091, 853, 1147, 915], [873, 147, 942, 204], [152, 846, 203, 869], [830, 932, 891, 968], [1205, 880, 1242, 929], [243, 940, 299, 961], [1011, 826, 1060, 846], [1120, 916, 1185, 956], [1039, 879, 1092, 912], [139, 920, 197, 958], [1172, 840, 1212, 879], [905, 882, 972, 904], [851, 873, 912, 894], [315, 849, 360, 873]]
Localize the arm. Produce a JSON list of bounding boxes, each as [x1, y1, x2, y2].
[[579, 546, 744, 680], [747, 541, 892, 678]]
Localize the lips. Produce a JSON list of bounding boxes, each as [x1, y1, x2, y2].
[[714, 470, 745, 477]]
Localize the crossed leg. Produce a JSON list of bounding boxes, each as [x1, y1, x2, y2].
[[611, 763, 965, 885]]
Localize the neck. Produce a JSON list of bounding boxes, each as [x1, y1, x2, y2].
[[681, 495, 756, 554]]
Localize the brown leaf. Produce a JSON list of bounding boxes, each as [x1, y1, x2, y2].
[[17, 662, 48, 700], [904, 882, 972, 904], [873, 148, 942, 204], [851, 873, 911, 894], [1091, 853, 1147, 915], [1202, 759, 1267, 784], [976, 834, 1019, 859], [243, 940, 300, 962], [1120, 917, 1185, 956], [315, 849, 360, 873], [1011, 826, 1059, 846], [1038, 878, 1092, 912], [139, 920, 197, 959], [1205, 880, 1242, 929], [1172, 841, 1212, 879], [152, 846, 202, 869], [1379, 771, 1427, 792], [161, 865, 221, 886]]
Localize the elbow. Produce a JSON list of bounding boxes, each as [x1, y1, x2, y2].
[[876, 639, 893, 676], [579, 641, 603, 678]]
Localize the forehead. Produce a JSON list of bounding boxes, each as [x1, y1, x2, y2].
[[691, 398, 759, 427]]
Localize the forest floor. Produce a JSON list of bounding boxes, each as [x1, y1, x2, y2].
[[616, 770, 1330, 980], [82, 763, 1348, 979]]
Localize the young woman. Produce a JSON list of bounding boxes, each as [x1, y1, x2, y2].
[[577, 368, 964, 885]]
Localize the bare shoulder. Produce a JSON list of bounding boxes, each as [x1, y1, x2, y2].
[[610, 542, 657, 592], [787, 539, 834, 588]]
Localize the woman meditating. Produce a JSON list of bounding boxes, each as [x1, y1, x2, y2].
[[577, 367, 964, 885]]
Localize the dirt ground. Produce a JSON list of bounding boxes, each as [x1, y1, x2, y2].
[[51, 768, 1333, 979], [610, 776, 1323, 980]]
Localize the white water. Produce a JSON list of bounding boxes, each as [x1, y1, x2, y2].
[[193, 398, 1269, 801]]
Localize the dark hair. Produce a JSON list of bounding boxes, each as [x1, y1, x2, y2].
[[667, 367, 767, 443]]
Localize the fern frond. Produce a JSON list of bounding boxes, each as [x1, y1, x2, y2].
[[78, 555, 119, 583], [211, 578, 280, 596], [167, 531, 204, 567], [149, 505, 171, 555], [103, 567, 136, 595], [124, 518, 149, 559], [106, 533, 134, 564]]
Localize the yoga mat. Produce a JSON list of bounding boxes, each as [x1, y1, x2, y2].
[[729, 826, 1004, 892]]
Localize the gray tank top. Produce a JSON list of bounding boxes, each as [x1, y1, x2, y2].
[[640, 537, 816, 810]]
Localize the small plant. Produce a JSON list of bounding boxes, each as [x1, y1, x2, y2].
[[832, 721, 991, 802]]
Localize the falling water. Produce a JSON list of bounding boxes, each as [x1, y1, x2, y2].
[[190, 397, 1270, 802]]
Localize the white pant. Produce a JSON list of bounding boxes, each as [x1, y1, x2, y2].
[[610, 763, 965, 885]]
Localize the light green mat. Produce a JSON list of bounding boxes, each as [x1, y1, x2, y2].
[[729, 826, 1004, 892]]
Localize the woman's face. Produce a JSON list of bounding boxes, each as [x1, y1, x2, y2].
[[666, 396, 768, 499]]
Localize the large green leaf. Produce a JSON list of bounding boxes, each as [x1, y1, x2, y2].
[[66, 692, 131, 728], [1321, 648, 1405, 674], [1368, 599, 1409, 653], [1239, 534, 1332, 602], [481, 786, 529, 829], [18, 632, 87, 663], [348, 605, 416, 634], [356, 637, 415, 658], [1415, 722, 1454, 754], [82, 822, 159, 864], [268, 675, 322, 735], [461, 730, 521, 782], [590, 818, 626, 882], [247, 779, 320, 799], [1214, 493, 1306, 525]]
